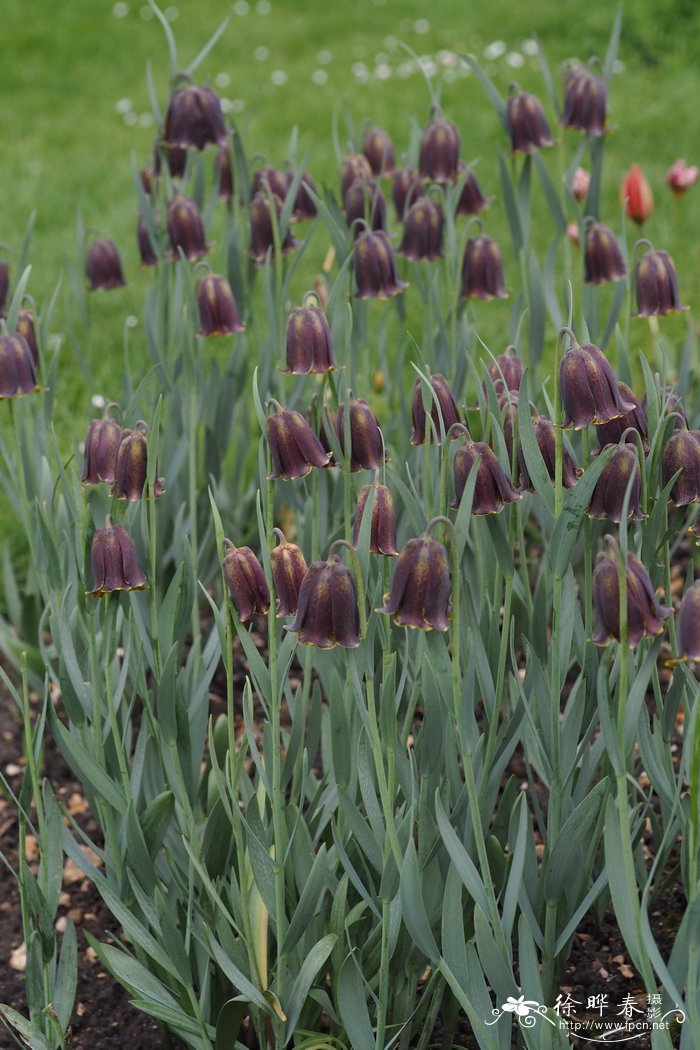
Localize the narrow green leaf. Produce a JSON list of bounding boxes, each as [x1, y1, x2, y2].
[[400, 839, 439, 963], [54, 919, 78, 1033], [283, 934, 337, 1042], [337, 953, 375, 1050], [0, 1006, 51, 1050], [48, 706, 126, 814], [435, 792, 490, 915], [216, 999, 249, 1050], [544, 780, 607, 901], [282, 845, 329, 956]]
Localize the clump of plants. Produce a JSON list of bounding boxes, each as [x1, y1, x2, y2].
[[0, 6, 697, 1049]]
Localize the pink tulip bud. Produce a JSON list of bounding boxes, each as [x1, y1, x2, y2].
[[666, 159, 699, 197]]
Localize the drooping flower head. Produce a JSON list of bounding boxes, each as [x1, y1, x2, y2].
[[344, 178, 387, 236], [87, 521, 147, 597], [392, 167, 423, 221], [661, 428, 700, 507], [451, 431, 521, 514], [379, 532, 451, 631], [592, 545, 671, 647], [505, 87, 554, 153], [82, 406, 123, 485], [460, 233, 509, 301], [584, 221, 626, 285], [86, 238, 127, 291], [678, 581, 700, 660], [410, 373, 461, 445], [335, 398, 384, 472], [287, 554, 361, 648], [284, 296, 336, 374], [353, 229, 407, 300], [418, 117, 461, 183], [249, 192, 301, 265], [196, 273, 245, 336], [362, 125, 395, 176], [0, 333, 41, 399], [162, 84, 227, 151], [634, 247, 688, 317], [353, 480, 398, 556], [587, 444, 645, 523], [455, 162, 493, 216], [167, 198, 210, 261], [398, 198, 444, 261], [560, 63, 607, 136], [267, 404, 332, 480], [270, 531, 308, 618], [559, 330, 635, 430], [112, 422, 165, 501], [221, 540, 270, 622]]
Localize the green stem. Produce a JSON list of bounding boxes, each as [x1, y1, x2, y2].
[[188, 381, 200, 644], [267, 474, 287, 1000]]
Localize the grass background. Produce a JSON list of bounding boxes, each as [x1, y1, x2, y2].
[[1, 0, 700, 590]]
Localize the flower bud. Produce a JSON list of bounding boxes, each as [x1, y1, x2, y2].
[[353, 229, 408, 300], [196, 274, 245, 336], [88, 522, 147, 597], [587, 444, 645, 522], [661, 428, 700, 507], [506, 89, 554, 153], [595, 382, 647, 448], [167, 197, 210, 261], [418, 118, 460, 182], [571, 166, 591, 203], [270, 536, 307, 617], [353, 482, 398, 555], [249, 192, 301, 265], [214, 142, 234, 203], [592, 550, 671, 647], [284, 301, 336, 374], [340, 153, 373, 199], [251, 166, 291, 201], [634, 249, 688, 317], [584, 222, 626, 284], [82, 410, 123, 485], [484, 348, 524, 400], [16, 311, 39, 368], [392, 167, 423, 220], [503, 407, 581, 491], [113, 424, 165, 501], [678, 581, 700, 660], [666, 159, 699, 197], [411, 374, 461, 445], [292, 171, 318, 221], [336, 398, 384, 472], [287, 555, 361, 648], [137, 213, 160, 267], [362, 126, 395, 176], [344, 178, 387, 236], [86, 239, 126, 291], [451, 438, 521, 514], [267, 406, 333, 480], [222, 540, 270, 622], [642, 386, 687, 431], [398, 198, 443, 261], [380, 535, 451, 631], [460, 235, 509, 300], [621, 164, 653, 225], [0, 333, 41, 399], [561, 65, 607, 136], [455, 162, 493, 216], [559, 338, 635, 430], [162, 84, 227, 150]]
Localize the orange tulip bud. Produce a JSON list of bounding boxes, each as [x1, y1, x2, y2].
[[621, 164, 653, 225]]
